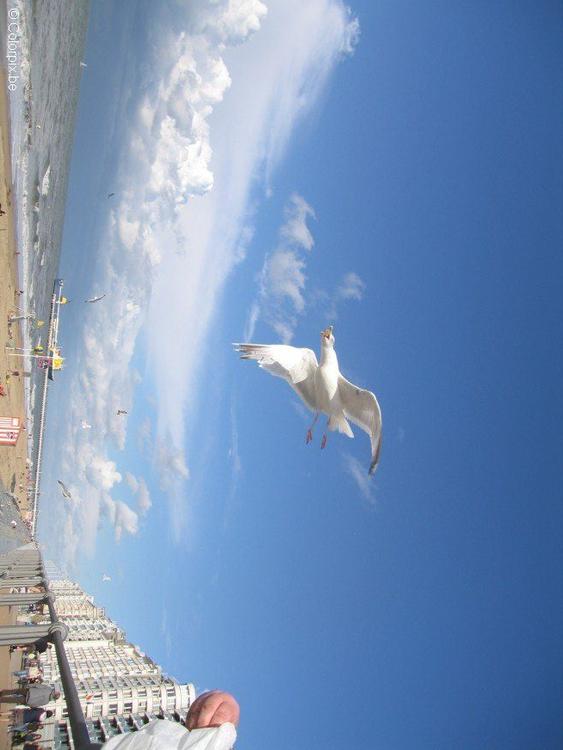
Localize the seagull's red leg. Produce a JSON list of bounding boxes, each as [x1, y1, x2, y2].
[[321, 434, 327, 449], [306, 412, 319, 444]]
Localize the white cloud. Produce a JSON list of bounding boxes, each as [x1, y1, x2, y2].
[[137, 479, 152, 514], [336, 271, 365, 301], [87, 457, 122, 492], [138, 418, 152, 455], [280, 193, 316, 251], [321, 270, 367, 322], [124, 472, 152, 514], [243, 302, 260, 341], [125, 472, 139, 493], [263, 249, 307, 313], [228, 407, 242, 477], [113, 500, 139, 542], [247, 202, 366, 345], [157, 442, 190, 485], [250, 193, 316, 343], [189, 0, 268, 45], [343, 453, 376, 505]]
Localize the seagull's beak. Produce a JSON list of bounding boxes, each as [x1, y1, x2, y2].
[[321, 326, 333, 339]]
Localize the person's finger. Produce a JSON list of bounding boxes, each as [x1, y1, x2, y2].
[[208, 695, 240, 727], [186, 691, 240, 729], [186, 691, 222, 729], [185, 691, 212, 730]]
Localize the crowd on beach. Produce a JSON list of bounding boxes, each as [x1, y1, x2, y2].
[[0, 592, 57, 750], [1, 636, 56, 749]]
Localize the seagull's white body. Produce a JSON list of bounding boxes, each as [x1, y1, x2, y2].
[[57, 479, 72, 501], [234, 327, 382, 474]]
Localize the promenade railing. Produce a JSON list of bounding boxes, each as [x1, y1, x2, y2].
[[0, 543, 101, 749]]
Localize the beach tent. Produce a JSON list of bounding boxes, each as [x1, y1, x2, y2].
[[0, 416, 21, 446]]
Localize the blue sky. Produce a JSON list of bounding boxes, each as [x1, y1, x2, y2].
[[38, 1, 563, 748]]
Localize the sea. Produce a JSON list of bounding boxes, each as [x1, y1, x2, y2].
[[1, 0, 90, 486]]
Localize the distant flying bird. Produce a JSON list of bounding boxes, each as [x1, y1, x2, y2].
[[80, 61, 87, 68], [80, 420, 92, 430], [85, 294, 106, 304], [57, 480, 73, 501], [234, 326, 383, 474], [116, 409, 128, 416], [107, 192, 115, 199], [102, 574, 111, 582]]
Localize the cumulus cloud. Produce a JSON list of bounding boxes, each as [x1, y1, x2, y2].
[[87, 457, 122, 492], [252, 193, 316, 342], [113, 499, 140, 542], [343, 454, 376, 505], [124, 472, 152, 514]]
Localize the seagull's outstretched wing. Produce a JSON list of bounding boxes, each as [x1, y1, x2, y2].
[[338, 375, 382, 474], [57, 480, 72, 500], [234, 343, 319, 411]]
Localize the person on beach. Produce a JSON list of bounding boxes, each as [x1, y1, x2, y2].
[[10, 708, 52, 727], [10, 721, 44, 733], [102, 690, 240, 749], [11, 731, 41, 746], [10, 638, 51, 657], [12, 665, 42, 680], [0, 683, 60, 707]]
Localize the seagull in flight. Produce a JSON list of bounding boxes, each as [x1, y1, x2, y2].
[[116, 409, 128, 416], [57, 480, 73, 501], [234, 326, 382, 474], [85, 294, 106, 304]]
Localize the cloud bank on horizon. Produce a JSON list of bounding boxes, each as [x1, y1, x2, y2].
[[52, 0, 360, 566]]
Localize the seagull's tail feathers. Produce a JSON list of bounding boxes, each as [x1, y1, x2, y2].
[[328, 414, 354, 438]]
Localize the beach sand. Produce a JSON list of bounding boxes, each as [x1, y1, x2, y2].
[[0, 65, 35, 745], [0, 68, 30, 522]]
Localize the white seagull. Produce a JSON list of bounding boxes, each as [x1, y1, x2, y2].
[[57, 480, 73, 501], [234, 326, 382, 474], [85, 294, 106, 304]]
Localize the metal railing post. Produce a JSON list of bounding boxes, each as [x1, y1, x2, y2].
[[40, 559, 102, 749]]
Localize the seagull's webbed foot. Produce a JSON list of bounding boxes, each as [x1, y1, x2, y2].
[[306, 429, 313, 444], [321, 434, 327, 450]]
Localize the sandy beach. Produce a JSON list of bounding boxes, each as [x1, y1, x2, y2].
[[0, 69, 29, 523]]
